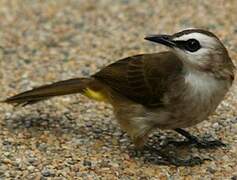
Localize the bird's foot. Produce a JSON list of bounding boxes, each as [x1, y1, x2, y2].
[[189, 136, 226, 149], [172, 128, 226, 149], [143, 146, 208, 166], [143, 147, 210, 166], [168, 136, 226, 149]]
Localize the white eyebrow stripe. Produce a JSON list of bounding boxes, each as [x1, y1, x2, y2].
[[174, 33, 210, 41], [173, 33, 217, 46]]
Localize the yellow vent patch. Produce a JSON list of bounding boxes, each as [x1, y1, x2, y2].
[[84, 88, 107, 101]]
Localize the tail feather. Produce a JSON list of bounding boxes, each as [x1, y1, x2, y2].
[[3, 78, 92, 105]]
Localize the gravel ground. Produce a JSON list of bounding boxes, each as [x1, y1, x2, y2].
[[0, 0, 237, 179]]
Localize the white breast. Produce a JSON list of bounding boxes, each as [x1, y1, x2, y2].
[[184, 69, 229, 123], [185, 70, 221, 100], [156, 69, 229, 128]]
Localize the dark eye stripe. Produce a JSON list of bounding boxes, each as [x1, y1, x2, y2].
[[174, 39, 201, 52], [174, 40, 187, 48]]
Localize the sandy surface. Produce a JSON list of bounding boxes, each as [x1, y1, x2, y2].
[[0, 0, 237, 179]]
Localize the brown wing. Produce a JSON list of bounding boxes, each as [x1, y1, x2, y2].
[[93, 51, 183, 107]]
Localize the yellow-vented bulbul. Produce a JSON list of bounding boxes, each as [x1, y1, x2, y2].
[[3, 29, 235, 166]]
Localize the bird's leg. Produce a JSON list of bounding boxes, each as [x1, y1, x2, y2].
[[169, 128, 226, 149], [143, 145, 206, 166]]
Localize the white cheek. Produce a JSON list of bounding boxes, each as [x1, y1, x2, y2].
[[172, 48, 186, 59], [173, 48, 209, 66]]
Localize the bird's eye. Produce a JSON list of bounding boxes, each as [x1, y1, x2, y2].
[[185, 39, 201, 52]]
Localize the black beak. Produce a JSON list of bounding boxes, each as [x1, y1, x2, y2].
[[144, 34, 176, 48]]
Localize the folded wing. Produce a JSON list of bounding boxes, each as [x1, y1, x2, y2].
[[93, 51, 183, 107]]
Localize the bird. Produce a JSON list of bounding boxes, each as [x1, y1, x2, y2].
[[3, 29, 235, 166]]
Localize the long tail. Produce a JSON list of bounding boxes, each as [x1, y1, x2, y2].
[[3, 78, 93, 106]]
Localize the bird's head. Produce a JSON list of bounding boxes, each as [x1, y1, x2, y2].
[[145, 29, 235, 79]]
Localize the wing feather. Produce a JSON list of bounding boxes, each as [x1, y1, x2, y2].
[[93, 52, 183, 107]]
